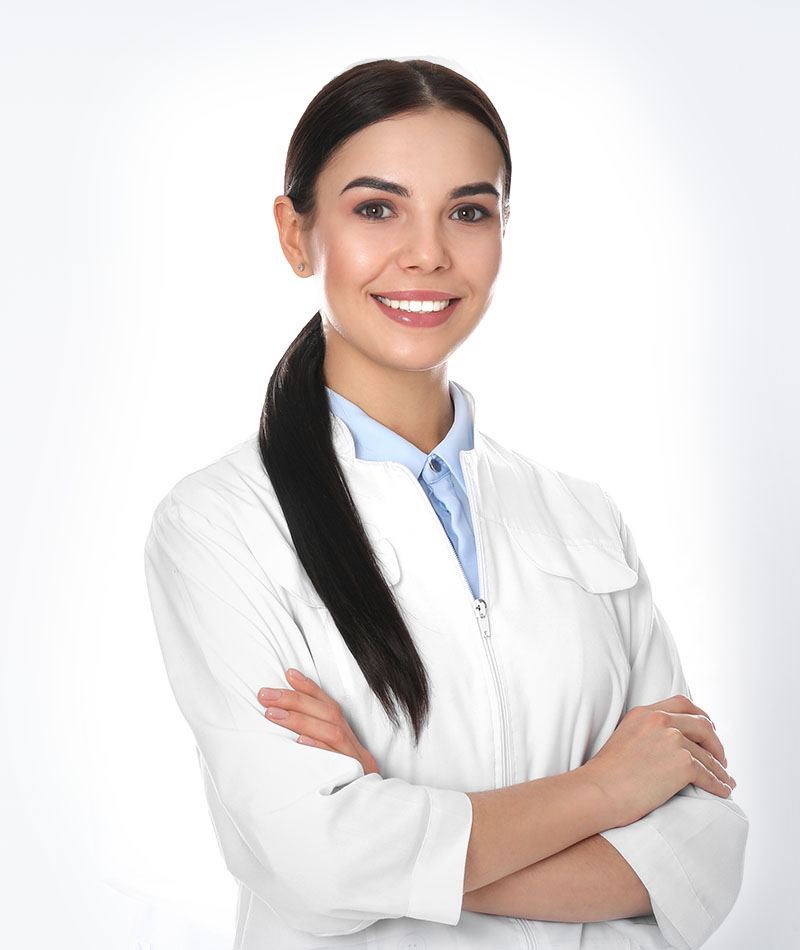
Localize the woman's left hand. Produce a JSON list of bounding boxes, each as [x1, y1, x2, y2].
[[257, 668, 381, 777]]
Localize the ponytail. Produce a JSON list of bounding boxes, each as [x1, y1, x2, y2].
[[258, 312, 432, 744], [259, 57, 511, 744]]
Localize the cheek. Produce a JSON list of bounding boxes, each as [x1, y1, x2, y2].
[[321, 223, 393, 292], [464, 233, 503, 290]]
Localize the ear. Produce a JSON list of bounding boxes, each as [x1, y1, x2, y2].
[[273, 195, 312, 276]]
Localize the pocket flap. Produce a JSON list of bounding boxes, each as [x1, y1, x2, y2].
[[507, 527, 639, 594]]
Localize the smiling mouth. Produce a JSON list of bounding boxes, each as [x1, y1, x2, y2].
[[372, 294, 457, 313]]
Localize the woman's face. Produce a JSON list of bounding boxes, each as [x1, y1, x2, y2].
[[288, 107, 507, 379]]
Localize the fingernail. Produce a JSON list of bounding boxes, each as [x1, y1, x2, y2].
[[267, 707, 289, 719], [287, 668, 305, 680], [259, 688, 281, 702]]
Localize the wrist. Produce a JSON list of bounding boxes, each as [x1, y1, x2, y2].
[[570, 761, 624, 833]]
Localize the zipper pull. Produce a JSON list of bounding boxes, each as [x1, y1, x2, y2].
[[473, 598, 491, 637]]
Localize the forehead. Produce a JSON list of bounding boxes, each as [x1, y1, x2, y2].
[[318, 108, 505, 193]]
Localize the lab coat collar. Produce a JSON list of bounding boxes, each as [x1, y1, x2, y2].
[[325, 380, 473, 495], [328, 380, 638, 596], [328, 379, 477, 474]]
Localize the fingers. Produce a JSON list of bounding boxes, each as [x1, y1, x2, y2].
[[285, 667, 338, 705], [256, 672, 380, 775], [646, 695, 728, 767], [257, 685, 330, 721], [258, 692, 347, 747], [666, 712, 727, 768], [297, 735, 338, 753], [263, 702, 350, 749], [257, 669, 338, 720], [684, 740, 735, 798], [647, 693, 712, 723], [257, 670, 354, 751]]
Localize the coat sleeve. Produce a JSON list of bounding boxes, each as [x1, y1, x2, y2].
[[143, 490, 473, 938], [597, 492, 749, 950]]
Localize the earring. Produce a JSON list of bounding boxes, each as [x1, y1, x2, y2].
[[297, 263, 305, 272]]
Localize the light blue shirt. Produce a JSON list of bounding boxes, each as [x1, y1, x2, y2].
[[325, 380, 479, 599]]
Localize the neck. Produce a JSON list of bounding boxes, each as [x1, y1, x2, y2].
[[322, 348, 453, 455]]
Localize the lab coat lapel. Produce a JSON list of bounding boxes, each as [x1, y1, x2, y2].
[[330, 382, 638, 598]]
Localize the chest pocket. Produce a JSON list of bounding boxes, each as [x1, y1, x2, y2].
[[492, 524, 642, 777], [505, 526, 639, 594]]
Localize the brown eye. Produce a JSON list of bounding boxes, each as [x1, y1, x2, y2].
[[356, 202, 392, 220], [451, 205, 488, 222]]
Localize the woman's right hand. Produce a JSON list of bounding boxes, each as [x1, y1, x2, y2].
[[580, 694, 736, 829]]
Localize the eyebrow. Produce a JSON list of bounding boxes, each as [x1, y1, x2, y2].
[[339, 176, 500, 201], [340, 176, 409, 198], [449, 182, 501, 200]]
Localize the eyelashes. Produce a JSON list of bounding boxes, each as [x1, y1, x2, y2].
[[451, 205, 491, 223], [352, 200, 493, 223], [354, 201, 394, 221]]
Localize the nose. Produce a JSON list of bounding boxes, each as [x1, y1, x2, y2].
[[396, 217, 451, 273]]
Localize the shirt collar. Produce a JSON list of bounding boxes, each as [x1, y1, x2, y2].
[[325, 379, 475, 493]]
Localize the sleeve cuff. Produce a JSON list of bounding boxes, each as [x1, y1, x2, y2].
[[600, 820, 710, 950], [406, 788, 473, 925]]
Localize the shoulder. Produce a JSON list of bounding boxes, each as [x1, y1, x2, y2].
[[476, 430, 622, 540], [150, 432, 279, 530], [146, 433, 323, 607]]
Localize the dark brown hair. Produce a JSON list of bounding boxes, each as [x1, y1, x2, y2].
[[259, 59, 511, 744]]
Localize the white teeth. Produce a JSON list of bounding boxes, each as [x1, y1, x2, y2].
[[375, 295, 452, 312]]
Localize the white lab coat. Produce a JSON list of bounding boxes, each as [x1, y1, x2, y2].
[[143, 382, 748, 950]]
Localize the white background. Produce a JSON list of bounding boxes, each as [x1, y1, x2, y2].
[[2, 1, 797, 947]]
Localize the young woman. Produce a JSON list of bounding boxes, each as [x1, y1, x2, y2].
[[144, 59, 748, 950]]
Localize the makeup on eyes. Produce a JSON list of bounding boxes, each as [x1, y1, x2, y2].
[[342, 175, 500, 221], [351, 199, 494, 222]]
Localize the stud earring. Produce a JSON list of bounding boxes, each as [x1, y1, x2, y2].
[[297, 263, 305, 272]]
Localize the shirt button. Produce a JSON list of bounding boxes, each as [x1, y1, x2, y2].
[[429, 457, 441, 472]]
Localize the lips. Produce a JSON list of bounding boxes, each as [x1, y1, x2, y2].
[[370, 291, 462, 316], [371, 293, 461, 327], [372, 291, 455, 301], [373, 295, 451, 314]]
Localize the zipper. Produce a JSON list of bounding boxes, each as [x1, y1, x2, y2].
[[395, 459, 512, 783], [461, 456, 537, 950], [395, 457, 536, 949], [459, 453, 513, 792]]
